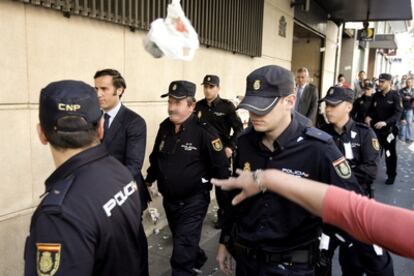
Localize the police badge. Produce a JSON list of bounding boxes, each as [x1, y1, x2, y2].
[[36, 243, 61, 276], [211, 138, 223, 151], [332, 157, 352, 179]]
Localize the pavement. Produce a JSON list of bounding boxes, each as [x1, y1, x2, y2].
[[148, 140, 414, 276]]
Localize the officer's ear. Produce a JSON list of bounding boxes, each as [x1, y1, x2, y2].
[[284, 94, 296, 109], [36, 123, 49, 145], [97, 118, 104, 140]]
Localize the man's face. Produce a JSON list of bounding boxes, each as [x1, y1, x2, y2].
[[203, 84, 219, 101], [296, 72, 308, 87], [377, 79, 391, 91], [406, 79, 413, 88], [249, 95, 294, 133], [94, 75, 122, 112], [358, 72, 366, 81], [325, 102, 352, 125], [168, 97, 194, 125]]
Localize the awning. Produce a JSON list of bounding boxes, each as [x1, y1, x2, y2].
[[369, 34, 398, 49], [314, 0, 412, 22]]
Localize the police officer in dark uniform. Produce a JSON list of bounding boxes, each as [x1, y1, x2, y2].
[[366, 73, 403, 184], [195, 74, 243, 228], [216, 65, 361, 275], [145, 80, 230, 275], [351, 80, 375, 123], [24, 80, 145, 275], [320, 86, 394, 276]]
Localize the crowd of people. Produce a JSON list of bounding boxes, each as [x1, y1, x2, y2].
[[23, 65, 413, 276]]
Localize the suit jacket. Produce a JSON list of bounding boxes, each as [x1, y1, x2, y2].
[[102, 104, 151, 210], [297, 84, 319, 125]]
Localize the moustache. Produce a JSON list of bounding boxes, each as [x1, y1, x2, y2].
[[168, 111, 179, 116]]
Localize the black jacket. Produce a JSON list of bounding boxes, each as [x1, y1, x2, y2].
[[24, 145, 145, 276], [102, 104, 151, 210], [146, 115, 230, 200]]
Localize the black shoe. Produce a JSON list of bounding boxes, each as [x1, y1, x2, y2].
[[385, 177, 395, 185], [406, 139, 413, 144], [194, 250, 208, 270]]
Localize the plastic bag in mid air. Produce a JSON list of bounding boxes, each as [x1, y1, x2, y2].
[[143, 0, 199, 61]]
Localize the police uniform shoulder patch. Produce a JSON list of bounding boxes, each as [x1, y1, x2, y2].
[[211, 138, 223, 151], [304, 127, 332, 143], [332, 157, 352, 179], [372, 138, 380, 151], [36, 243, 61, 276], [41, 176, 74, 208]]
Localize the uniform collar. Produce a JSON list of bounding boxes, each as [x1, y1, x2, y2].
[[327, 119, 354, 135], [210, 96, 221, 107], [45, 144, 109, 190], [253, 116, 299, 152], [167, 114, 196, 133]]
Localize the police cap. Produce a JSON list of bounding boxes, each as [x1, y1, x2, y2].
[[320, 86, 354, 105], [39, 80, 102, 132], [238, 65, 294, 115], [378, 73, 392, 81], [201, 75, 220, 86], [161, 80, 196, 99]]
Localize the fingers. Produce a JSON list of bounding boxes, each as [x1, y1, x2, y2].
[[232, 191, 247, 205], [211, 177, 236, 191]]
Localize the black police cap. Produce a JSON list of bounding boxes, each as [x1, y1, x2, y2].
[[201, 75, 220, 86], [378, 73, 392, 81], [238, 65, 294, 115], [161, 80, 196, 99], [320, 86, 354, 105], [39, 80, 102, 132]]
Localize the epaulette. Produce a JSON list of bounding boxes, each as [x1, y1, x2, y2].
[[41, 175, 74, 208], [355, 122, 369, 129], [304, 127, 332, 143], [221, 98, 233, 105]]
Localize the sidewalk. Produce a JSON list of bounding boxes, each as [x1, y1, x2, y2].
[[148, 141, 414, 275]]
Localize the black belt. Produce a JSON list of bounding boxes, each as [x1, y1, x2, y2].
[[232, 242, 313, 264]]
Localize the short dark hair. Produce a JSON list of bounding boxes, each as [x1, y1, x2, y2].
[[338, 74, 345, 82], [186, 96, 196, 106], [94, 69, 127, 98], [44, 116, 100, 150]]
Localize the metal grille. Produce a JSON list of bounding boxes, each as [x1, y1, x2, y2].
[[15, 0, 263, 57]]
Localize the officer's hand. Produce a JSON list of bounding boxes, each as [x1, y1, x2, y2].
[[374, 121, 387, 129], [401, 119, 407, 125], [211, 169, 261, 205], [364, 116, 372, 126], [216, 244, 233, 275], [224, 147, 233, 159]]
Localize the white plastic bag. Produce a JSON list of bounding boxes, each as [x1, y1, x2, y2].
[[143, 0, 199, 61]]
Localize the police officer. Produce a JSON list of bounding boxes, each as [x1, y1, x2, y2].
[[351, 80, 375, 123], [145, 80, 230, 275], [320, 86, 394, 276], [195, 74, 243, 228], [216, 65, 361, 275], [366, 73, 403, 184], [25, 81, 145, 275]]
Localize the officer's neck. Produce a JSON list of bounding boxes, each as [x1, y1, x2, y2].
[[333, 116, 350, 134], [206, 95, 219, 106], [262, 116, 291, 151], [50, 143, 98, 168], [381, 87, 391, 95]]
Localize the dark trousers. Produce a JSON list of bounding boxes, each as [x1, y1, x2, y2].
[[138, 223, 149, 276], [232, 248, 314, 276], [163, 192, 210, 276], [339, 242, 394, 276], [376, 130, 397, 178]]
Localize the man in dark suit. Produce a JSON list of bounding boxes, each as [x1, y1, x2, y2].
[[295, 67, 319, 125], [94, 68, 149, 275]]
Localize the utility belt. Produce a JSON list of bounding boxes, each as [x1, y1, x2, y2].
[[232, 241, 317, 265]]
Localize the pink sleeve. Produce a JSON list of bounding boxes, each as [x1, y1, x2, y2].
[[322, 186, 414, 258]]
